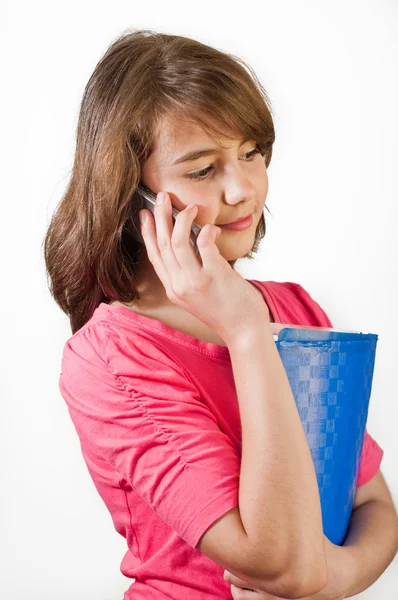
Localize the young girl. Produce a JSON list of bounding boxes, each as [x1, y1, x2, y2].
[[44, 29, 397, 600]]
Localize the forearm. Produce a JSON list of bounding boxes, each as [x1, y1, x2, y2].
[[228, 327, 327, 583], [342, 500, 398, 597]]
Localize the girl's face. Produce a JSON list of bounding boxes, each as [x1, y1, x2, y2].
[[141, 114, 269, 263]]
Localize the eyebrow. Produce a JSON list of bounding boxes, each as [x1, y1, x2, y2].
[[171, 137, 249, 165]]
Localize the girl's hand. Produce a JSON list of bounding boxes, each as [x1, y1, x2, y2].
[[139, 192, 269, 344], [224, 537, 357, 600]]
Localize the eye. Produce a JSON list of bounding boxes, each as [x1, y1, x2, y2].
[[185, 146, 265, 182]]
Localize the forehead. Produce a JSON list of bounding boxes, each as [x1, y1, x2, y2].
[[151, 113, 242, 165]]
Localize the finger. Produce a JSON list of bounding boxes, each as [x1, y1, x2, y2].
[[139, 208, 175, 297], [230, 584, 259, 598], [225, 571, 277, 598], [171, 203, 202, 273], [224, 572, 261, 594], [197, 224, 223, 270], [153, 192, 182, 276]]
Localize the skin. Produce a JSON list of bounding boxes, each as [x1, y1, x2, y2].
[[127, 113, 269, 312]]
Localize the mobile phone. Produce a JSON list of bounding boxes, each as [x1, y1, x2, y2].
[[123, 183, 203, 259]]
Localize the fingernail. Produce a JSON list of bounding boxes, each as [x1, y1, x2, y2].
[[139, 211, 147, 225], [156, 192, 166, 205]]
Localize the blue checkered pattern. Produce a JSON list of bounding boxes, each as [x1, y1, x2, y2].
[[276, 330, 378, 545]]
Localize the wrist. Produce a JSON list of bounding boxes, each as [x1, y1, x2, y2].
[[226, 320, 274, 353]]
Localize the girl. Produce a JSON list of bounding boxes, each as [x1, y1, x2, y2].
[[44, 29, 396, 600]]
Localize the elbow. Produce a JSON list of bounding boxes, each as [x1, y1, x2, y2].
[[284, 533, 329, 598], [244, 535, 328, 599], [235, 556, 328, 600], [287, 569, 328, 599], [259, 567, 327, 600], [282, 553, 329, 599], [255, 552, 328, 599]]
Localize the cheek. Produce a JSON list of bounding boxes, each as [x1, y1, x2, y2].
[[167, 185, 205, 213], [257, 165, 269, 194], [195, 206, 217, 227], [256, 171, 269, 207]]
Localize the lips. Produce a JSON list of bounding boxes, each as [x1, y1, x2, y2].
[[218, 212, 253, 226], [218, 213, 253, 231]]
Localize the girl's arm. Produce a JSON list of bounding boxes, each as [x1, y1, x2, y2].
[[343, 470, 398, 597], [224, 480, 398, 599], [228, 324, 327, 594]]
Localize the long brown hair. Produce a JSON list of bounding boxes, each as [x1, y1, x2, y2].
[[43, 28, 276, 335]]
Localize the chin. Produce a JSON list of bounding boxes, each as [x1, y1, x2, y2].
[[218, 240, 255, 262]]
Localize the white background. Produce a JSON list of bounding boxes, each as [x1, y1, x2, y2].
[[1, 1, 397, 598]]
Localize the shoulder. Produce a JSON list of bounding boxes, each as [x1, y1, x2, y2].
[[60, 318, 190, 392], [252, 280, 334, 328]]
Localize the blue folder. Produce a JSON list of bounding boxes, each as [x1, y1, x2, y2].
[[273, 326, 378, 545]]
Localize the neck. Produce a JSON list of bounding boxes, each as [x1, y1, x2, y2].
[[132, 248, 174, 309]]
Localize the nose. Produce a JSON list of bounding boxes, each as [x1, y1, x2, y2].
[[222, 166, 256, 206]]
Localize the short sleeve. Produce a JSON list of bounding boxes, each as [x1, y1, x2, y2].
[[284, 282, 334, 328], [356, 429, 384, 487], [59, 326, 240, 549]]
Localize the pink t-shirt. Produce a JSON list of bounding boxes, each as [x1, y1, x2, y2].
[[59, 280, 384, 599]]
